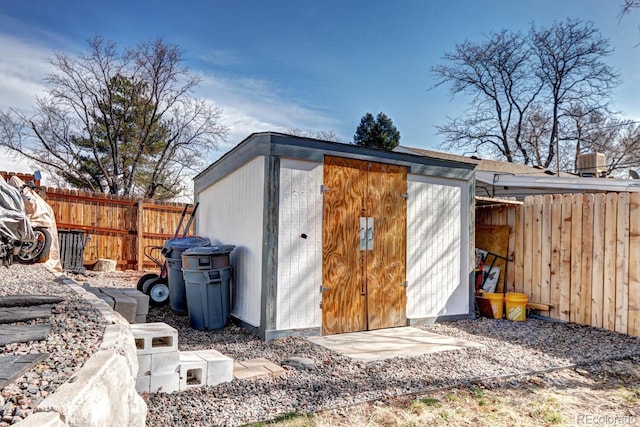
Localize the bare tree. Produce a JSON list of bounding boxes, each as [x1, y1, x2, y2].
[[0, 37, 228, 200], [620, 0, 640, 17], [433, 19, 619, 172], [287, 128, 341, 142], [530, 19, 619, 170], [432, 30, 542, 164]]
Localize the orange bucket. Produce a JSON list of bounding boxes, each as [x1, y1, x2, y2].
[[505, 293, 528, 321], [482, 293, 504, 319]]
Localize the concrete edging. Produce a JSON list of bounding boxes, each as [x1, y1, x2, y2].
[[17, 275, 147, 427]]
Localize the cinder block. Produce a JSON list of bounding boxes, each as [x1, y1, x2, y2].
[[179, 351, 207, 390], [151, 350, 180, 375], [137, 354, 151, 376], [149, 372, 179, 394], [130, 323, 178, 355], [120, 289, 150, 315], [97, 294, 115, 309], [101, 289, 137, 323], [193, 349, 233, 386], [134, 314, 147, 324], [135, 375, 150, 394]]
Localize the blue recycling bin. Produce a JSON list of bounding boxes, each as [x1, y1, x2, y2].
[[162, 236, 210, 314]]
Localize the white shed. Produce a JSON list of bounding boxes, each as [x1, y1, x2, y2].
[[193, 133, 476, 339]]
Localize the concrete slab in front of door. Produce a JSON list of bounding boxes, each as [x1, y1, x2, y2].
[[307, 327, 484, 362]]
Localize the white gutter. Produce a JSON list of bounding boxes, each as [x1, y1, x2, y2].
[[476, 171, 640, 193]]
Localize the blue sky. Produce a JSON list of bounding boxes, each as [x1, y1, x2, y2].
[[0, 0, 639, 173]]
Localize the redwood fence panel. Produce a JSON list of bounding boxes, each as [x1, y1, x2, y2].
[[476, 192, 640, 337], [42, 187, 195, 271]]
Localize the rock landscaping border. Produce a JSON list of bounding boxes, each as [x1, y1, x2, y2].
[[17, 275, 146, 427]]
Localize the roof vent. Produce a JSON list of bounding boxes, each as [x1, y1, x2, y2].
[[576, 153, 606, 178]]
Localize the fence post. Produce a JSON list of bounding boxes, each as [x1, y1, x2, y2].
[[137, 200, 143, 271]]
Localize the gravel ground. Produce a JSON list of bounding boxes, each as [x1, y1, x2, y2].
[[5, 267, 640, 426], [0, 264, 108, 426]]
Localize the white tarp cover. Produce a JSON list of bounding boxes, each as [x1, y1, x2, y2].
[[7, 176, 62, 271], [0, 175, 33, 243]]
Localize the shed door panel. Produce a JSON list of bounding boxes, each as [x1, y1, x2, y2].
[[322, 157, 367, 334], [366, 162, 407, 330], [322, 156, 407, 335]]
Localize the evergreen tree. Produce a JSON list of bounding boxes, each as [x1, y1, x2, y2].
[[353, 112, 400, 150]]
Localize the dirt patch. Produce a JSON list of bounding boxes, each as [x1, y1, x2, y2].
[[256, 358, 640, 426]]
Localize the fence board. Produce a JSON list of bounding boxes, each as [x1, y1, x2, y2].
[[591, 194, 605, 328], [615, 193, 630, 334], [580, 194, 594, 326], [629, 192, 640, 336], [559, 194, 572, 322], [549, 195, 562, 319], [540, 195, 552, 315], [523, 197, 534, 298], [570, 194, 583, 324], [603, 193, 618, 331]]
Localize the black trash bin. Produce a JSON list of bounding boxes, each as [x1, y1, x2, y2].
[[58, 230, 86, 273], [162, 236, 210, 314], [182, 245, 235, 330]]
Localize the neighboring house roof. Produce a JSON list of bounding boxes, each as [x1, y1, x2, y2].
[[397, 145, 570, 176], [398, 145, 640, 199]]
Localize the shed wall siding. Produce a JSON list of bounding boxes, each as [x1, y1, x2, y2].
[[196, 156, 265, 327], [276, 159, 323, 330], [407, 174, 469, 318]]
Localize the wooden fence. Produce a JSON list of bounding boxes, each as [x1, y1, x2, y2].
[[476, 192, 640, 337], [43, 187, 196, 271]]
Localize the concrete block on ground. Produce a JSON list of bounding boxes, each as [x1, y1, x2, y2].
[[100, 289, 137, 323], [120, 289, 149, 315], [149, 372, 179, 394], [137, 354, 151, 376], [130, 323, 178, 355], [135, 375, 150, 394], [192, 349, 233, 386], [150, 350, 180, 375], [179, 351, 208, 390], [235, 358, 286, 379], [93, 258, 117, 272], [134, 314, 147, 324], [96, 294, 115, 309]]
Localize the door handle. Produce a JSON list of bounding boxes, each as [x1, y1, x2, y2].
[[366, 217, 374, 250], [359, 217, 367, 250]]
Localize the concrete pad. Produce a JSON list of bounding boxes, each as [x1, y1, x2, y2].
[[307, 327, 484, 362], [234, 358, 286, 380]]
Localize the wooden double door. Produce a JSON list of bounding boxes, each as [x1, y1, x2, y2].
[[322, 156, 407, 335]]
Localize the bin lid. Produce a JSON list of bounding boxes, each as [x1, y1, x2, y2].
[[183, 244, 236, 256], [163, 236, 211, 250]]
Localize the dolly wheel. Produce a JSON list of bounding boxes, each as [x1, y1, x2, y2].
[[146, 278, 170, 307], [136, 273, 159, 292]]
